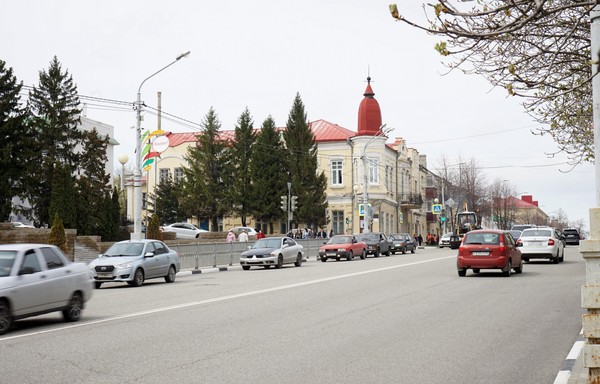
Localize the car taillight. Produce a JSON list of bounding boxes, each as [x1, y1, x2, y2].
[[548, 238, 555, 246], [499, 239, 505, 253]]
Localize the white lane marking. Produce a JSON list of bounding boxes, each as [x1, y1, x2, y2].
[[1, 255, 455, 341], [566, 340, 584, 360]]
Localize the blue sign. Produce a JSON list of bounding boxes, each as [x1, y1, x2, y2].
[[432, 204, 443, 214]]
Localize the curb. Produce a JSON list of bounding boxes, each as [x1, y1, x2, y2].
[[177, 265, 242, 276]]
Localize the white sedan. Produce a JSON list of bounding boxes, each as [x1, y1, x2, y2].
[[240, 237, 304, 270], [0, 244, 94, 335], [518, 227, 565, 263], [161, 222, 207, 239]]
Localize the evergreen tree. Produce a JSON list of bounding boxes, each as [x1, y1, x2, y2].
[[147, 214, 163, 240], [249, 116, 288, 234], [182, 107, 229, 231], [48, 213, 67, 253], [228, 107, 256, 226], [152, 175, 186, 224], [0, 60, 29, 221], [110, 187, 121, 241], [282, 93, 328, 228], [23, 56, 82, 226], [48, 161, 77, 228], [75, 128, 111, 235]]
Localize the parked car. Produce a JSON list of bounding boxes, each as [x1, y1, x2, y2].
[[318, 235, 366, 261], [10, 222, 35, 229], [240, 236, 304, 270], [230, 226, 258, 237], [0, 244, 94, 335], [88, 240, 180, 288], [389, 233, 416, 254], [457, 229, 523, 277], [161, 222, 207, 239], [355, 232, 391, 257], [438, 232, 454, 248], [518, 227, 564, 263], [562, 228, 582, 246]]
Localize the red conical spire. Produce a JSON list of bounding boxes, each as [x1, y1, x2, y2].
[[357, 76, 382, 135]]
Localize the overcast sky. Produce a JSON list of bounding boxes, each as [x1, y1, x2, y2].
[[2, 0, 595, 231]]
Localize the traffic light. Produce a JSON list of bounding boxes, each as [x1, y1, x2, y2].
[[280, 195, 288, 211], [290, 196, 298, 211]]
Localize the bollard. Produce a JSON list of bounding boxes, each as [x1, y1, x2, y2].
[[213, 242, 217, 268], [229, 242, 233, 266], [581, 208, 600, 383]]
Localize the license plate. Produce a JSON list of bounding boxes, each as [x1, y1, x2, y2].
[[97, 272, 113, 278], [472, 251, 489, 256], [327, 253, 336, 256]]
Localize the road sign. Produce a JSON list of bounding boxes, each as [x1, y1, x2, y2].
[[432, 204, 443, 214]]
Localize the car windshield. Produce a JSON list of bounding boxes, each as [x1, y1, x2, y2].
[[104, 243, 144, 257], [328, 236, 352, 244], [522, 229, 552, 237], [252, 238, 281, 249], [464, 233, 500, 245], [0, 251, 16, 277], [357, 234, 378, 242]]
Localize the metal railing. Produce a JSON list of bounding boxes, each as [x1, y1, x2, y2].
[[170, 238, 324, 270]]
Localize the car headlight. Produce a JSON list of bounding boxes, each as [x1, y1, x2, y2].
[[116, 261, 133, 271]]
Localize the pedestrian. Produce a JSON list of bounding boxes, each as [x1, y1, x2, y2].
[[329, 229, 334, 238], [418, 234, 423, 246], [257, 230, 265, 239], [238, 229, 249, 242], [226, 230, 235, 243]]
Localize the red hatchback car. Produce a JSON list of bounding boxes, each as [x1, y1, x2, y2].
[[457, 229, 523, 277]]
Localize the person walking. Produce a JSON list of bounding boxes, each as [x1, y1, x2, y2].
[[256, 230, 265, 239], [226, 230, 235, 243], [238, 229, 249, 243]]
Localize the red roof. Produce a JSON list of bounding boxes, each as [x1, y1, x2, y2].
[[357, 77, 383, 136]]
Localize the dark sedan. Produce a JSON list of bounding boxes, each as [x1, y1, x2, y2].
[[355, 232, 391, 257], [389, 233, 416, 254]]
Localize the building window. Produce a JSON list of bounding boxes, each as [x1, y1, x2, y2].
[[331, 160, 343, 186], [174, 167, 184, 183], [159, 168, 170, 184], [332, 210, 344, 235], [368, 158, 379, 184]]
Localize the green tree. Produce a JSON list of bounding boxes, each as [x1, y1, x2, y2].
[[152, 175, 186, 224], [75, 128, 112, 236], [182, 107, 229, 230], [48, 161, 77, 229], [390, 1, 596, 163], [249, 116, 288, 233], [228, 107, 257, 226], [23, 56, 82, 226], [48, 213, 67, 253], [146, 213, 163, 240], [282, 93, 328, 229], [0, 60, 29, 221]]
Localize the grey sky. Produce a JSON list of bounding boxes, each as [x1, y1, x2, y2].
[[2, 0, 594, 230]]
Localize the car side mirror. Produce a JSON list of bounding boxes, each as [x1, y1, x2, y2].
[[144, 252, 155, 258]]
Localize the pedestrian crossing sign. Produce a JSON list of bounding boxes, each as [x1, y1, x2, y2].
[[432, 204, 443, 214]]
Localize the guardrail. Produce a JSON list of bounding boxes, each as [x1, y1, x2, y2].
[[170, 238, 325, 269]]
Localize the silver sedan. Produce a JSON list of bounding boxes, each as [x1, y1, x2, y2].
[[0, 244, 94, 335], [240, 237, 304, 270], [88, 240, 180, 288]]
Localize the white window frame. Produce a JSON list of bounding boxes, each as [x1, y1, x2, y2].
[[331, 159, 343, 186], [368, 157, 379, 184]]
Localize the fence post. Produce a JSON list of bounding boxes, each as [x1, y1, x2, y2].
[[229, 242, 233, 266], [194, 242, 199, 270], [581, 208, 600, 382], [213, 242, 217, 268]]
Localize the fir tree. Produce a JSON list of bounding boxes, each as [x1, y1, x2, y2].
[[48, 213, 67, 253], [182, 107, 229, 230], [228, 107, 256, 226], [23, 56, 82, 226], [249, 116, 288, 234], [152, 175, 186, 224], [0, 60, 29, 221], [282, 93, 328, 228], [48, 161, 77, 228]]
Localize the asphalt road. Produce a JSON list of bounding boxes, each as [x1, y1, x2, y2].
[[0, 246, 586, 384]]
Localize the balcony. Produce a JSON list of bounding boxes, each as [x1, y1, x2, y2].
[[399, 193, 423, 209]]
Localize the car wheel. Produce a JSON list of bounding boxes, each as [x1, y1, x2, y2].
[[515, 259, 523, 274], [411, 247, 415, 254], [402, 247, 406, 255], [559, 249, 564, 263], [62, 293, 83, 322], [294, 253, 303, 267], [336, 256, 340, 261], [347, 251, 353, 261], [94, 282, 102, 289], [242, 266, 251, 270], [374, 248, 380, 257], [458, 269, 466, 277], [552, 253, 559, 264], [132, 268, 145, 287], [320, 256, 327, 262], [503, 260, 512, 277], [473, 269, 480, 274], [275, 254, 283, 269], [164, 266, 176, 283], [0, 300, 12, 335], [264, 265, 271, 269], [360, 249, 366, 259]]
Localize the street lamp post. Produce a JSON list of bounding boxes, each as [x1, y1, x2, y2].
[[132, 51, 190, 240], [118, 154, 129, 223], [362, 124, 391, 233]]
